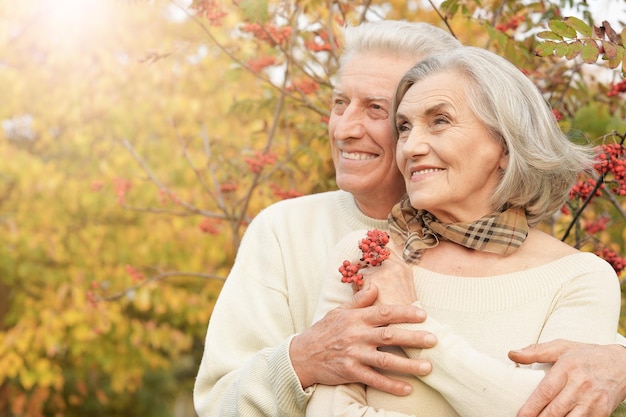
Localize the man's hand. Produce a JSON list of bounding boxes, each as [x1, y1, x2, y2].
[[290, 284, 436, 395], [509, 339, 626, 417]]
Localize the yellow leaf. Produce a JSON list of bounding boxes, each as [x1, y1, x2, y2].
[[19, 369, 37, 390]]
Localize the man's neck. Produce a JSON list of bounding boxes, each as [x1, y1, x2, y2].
[[353, 195, 402, 220]]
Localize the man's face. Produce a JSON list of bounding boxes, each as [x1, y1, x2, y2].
[[328, 52, 416, 217]]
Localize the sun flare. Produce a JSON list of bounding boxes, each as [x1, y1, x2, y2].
[[34, 0, 113, 49]]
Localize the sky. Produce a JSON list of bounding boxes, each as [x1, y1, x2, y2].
[[566, 0, 626, 29]]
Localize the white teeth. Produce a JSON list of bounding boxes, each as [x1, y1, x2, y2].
[[412, 168, 442, 177], [341, 151, 376, 161]]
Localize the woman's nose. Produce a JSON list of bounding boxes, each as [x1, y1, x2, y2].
[[400, 128, 430, 159]]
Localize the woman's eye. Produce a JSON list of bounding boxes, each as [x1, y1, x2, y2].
[[433, 115, 449, 125], [397, 122, 411, 132]]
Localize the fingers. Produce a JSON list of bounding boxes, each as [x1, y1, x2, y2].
[[369, 325, 437, 350], [514, 341, 621, 417], [363, 301, 428, 327], [509, 339, 578, 365], [518, 381, 612, 417], [346, 282, 378, 308], [294, 291, 436, 394], [346, 284, 428, 325], [354, 353, 432, 396], [516, 371, 568, 417], [367, 348, 433, 376]]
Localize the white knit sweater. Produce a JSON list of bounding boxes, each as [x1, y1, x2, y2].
[[306, 229, 621, 417], [193, 190, 388, 416]]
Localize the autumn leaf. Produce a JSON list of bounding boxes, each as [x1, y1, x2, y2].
[[564, 16, 592, 37], [549, 19, 577, 39], [566, 40, 583, 59], [537, 30, 564, 41], [536, 40, 558, 57], [581, 40, 600, 63]]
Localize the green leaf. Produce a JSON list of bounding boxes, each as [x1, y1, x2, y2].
[[440, 0, 460, 16], [537, 31, 564, 41], [535, 41, 558, 57], [563, 16, 592, 37], [548, 19, 577, 39], [566, 40, 583, 60], [555, 42, 569, 57], [486, 24, 508, 51], [580, 41, 600, 63]]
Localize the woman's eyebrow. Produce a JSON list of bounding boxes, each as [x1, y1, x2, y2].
[[397, 102, 448, 121]]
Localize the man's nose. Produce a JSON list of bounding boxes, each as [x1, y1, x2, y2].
[[333, 104, 366, 140]]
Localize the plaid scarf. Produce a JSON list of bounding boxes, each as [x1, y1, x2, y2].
[[388, 197, 529, 265]]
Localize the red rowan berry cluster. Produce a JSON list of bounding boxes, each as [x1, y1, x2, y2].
[[199, 217, 221, 235], [495, 15, 525, 32], [607, 79, 626, 97], [584, 215, 610, 235], [219, 182, 238, 193], [91, 180, 104, 192], [595, 247, 626, 275], [304, 31, 333, 52], [86, 290, 98, 308], [569, 143, 626, 201], [339, 229, 391, 287], [125, 265, 146, 283], [114, 178, 132, 205], [86, 281, 100, 308], [270, 183, 303, 200], [595, 143, 626, 196], [569, 177, 604, 201], [191, 0, 227, 26], [552, 108, 564, 121], [287, 78, 319, 95], [241, 22, 292, 47], [244, 151, 277, 174], [246, 56, 276, 73], [158, 188, 180, 205]]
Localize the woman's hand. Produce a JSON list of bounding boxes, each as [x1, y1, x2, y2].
[[359, 254, 417, 306]]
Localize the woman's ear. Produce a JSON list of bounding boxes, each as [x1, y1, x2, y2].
[[499, 148, 509, 170]]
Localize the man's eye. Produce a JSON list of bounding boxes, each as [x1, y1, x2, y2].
[[368, 103, 389, 119], [332, 98, 347, 113]]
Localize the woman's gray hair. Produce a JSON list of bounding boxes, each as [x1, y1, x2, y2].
[[340, 20, 461, 72], [392, 46, 596, 226]]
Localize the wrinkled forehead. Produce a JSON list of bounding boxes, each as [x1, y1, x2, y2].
[[336, 51, 420, 97]]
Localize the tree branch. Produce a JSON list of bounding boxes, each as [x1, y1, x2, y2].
[[99, 270, 227, 302]]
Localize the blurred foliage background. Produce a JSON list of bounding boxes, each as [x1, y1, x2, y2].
[[0, 0, 625, 416]]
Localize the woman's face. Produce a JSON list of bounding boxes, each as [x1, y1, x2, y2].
[[395, 70, 508, 223], [328, 51, 415, 219]]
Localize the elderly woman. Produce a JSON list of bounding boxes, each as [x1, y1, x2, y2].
[[305, 46, 621, 417]]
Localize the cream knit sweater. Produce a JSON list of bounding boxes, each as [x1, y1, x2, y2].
[[306, 229, 621, 417], [194, 191, 388, 416]]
